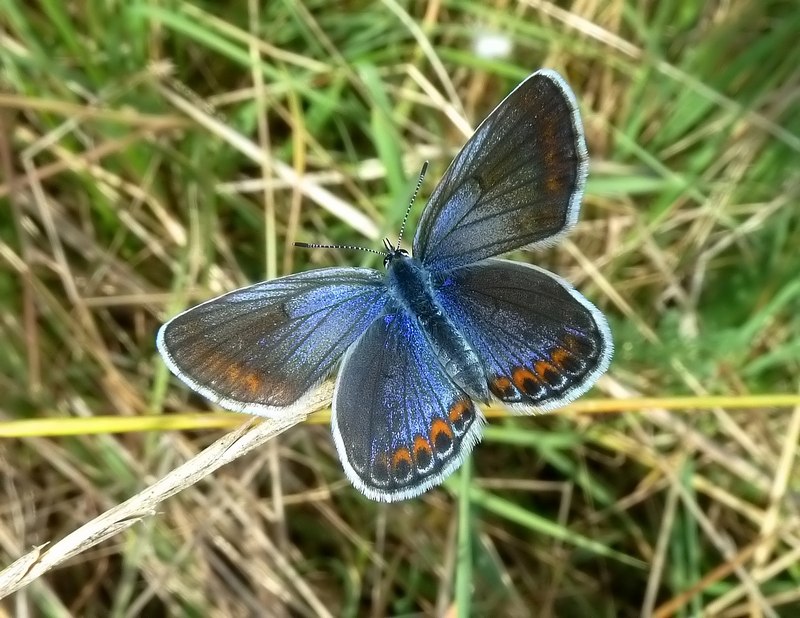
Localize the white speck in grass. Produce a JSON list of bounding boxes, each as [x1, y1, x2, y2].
[[473, 30, 512, 60]]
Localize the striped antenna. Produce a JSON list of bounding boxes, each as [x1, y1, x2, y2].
[[394, 161, 429, 250], [294, 242, 387, 257], [296, 161, 429, 258]]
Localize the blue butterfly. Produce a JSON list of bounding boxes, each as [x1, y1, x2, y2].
[[157, 69, 613, 502]]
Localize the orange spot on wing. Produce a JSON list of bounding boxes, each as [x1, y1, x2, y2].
[[494, 376, 512, 389], [550, 347, 569, 367], [449, 399, 471, 424], [490, 376, 515, 398], [534, 360, 556, 378], [244, 373, 262, 394], [413, 436, 432, 460], [512, 366, 539, 391], [392, 447, 412, 470], [226, 365, 242, 381], [430, 419, 453, 450], [546, 175, 562, 194]]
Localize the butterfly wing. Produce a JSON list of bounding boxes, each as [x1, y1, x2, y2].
[[434, 259, 612, 412], [413, 70, 588, 272], [157, 268, 388, 418], [333, 309, 484, 502]]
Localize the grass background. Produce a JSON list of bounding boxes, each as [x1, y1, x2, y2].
[[1, 1, 800, 616]]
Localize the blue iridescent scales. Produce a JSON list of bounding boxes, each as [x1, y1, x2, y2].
[[157, 69, 613, 502]]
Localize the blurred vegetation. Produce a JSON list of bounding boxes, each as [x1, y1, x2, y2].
[[1, 0, 799, 616]]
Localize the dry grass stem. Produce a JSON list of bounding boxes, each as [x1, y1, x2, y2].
[[0, 385, 330, 599]]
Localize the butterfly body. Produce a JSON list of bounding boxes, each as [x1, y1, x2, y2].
[[157, 69, 613, 502], [385, 252, 488, 401]]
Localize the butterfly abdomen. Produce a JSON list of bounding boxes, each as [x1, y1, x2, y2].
[[386, 256, 488, 401]]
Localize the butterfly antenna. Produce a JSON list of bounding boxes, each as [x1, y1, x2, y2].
[[294, 242, 387, 257], [395, 161, 429, 250]]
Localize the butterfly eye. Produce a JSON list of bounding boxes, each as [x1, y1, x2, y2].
[[383, 248, 410, 268]]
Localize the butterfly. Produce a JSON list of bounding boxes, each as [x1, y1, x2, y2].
[[157, 69, 613, 502]]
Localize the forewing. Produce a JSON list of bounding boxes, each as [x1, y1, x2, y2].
[[435, 259, 612, 412], [413, 70, 588, 272], [157, 268, 387, 418], [333, 309, 484, 502]]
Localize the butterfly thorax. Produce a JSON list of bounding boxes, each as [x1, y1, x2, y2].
[[386, 255, 488, 401]]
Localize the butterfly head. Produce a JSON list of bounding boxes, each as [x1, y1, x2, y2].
[[382, 238, 410, 268]]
